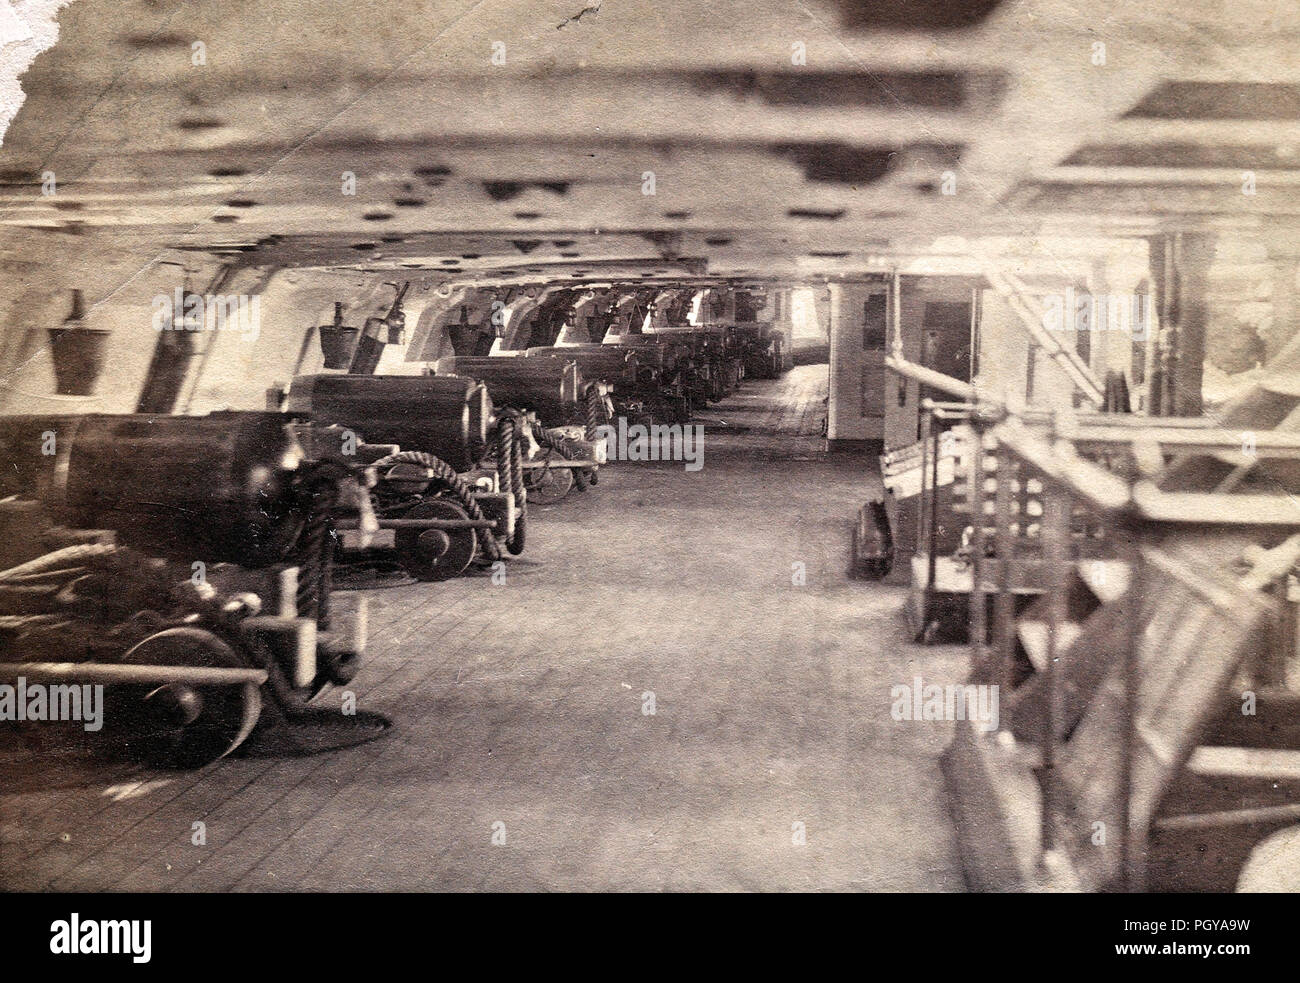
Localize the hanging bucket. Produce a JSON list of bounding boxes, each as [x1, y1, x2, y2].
[[46, 326, 110, 396], [319, 324, 360, 369]]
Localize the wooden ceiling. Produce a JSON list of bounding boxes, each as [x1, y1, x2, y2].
[[0, 0, 1297, 287]]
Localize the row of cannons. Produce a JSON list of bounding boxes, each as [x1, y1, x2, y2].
[[0, 325, 781, 770]]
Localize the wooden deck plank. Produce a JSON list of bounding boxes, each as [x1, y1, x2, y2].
[[190, 606, 519, 891], [4, 577, 478, 888], [101, 590, 492, 891], [0, 579, 463, 863]]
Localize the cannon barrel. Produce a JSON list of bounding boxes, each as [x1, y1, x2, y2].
[[602, 339, 670, 373], [434, 355, 583, 426], [0, 414, 82, 502], [0, 407, 386, 570], [286, 373, 491, 470], [63, 411, 309, 566], [525, 346, 638, 387]]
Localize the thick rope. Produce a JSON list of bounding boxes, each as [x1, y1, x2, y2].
[[584, 386, 602, 442], [0, 544, 117, 583], [496, 414, 527, 555], [371, 450, 502, 563], [532, 422, 590, 491], [292, 467, 340, 630]]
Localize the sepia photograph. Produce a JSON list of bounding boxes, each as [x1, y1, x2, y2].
[[0, 0, 1296, 959]]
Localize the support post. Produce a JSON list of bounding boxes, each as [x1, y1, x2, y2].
[[1120, 538, 1146, 891], [968, 423, 988, 673], [1040, 475, 1071, 857], [994, 443, 1016, 693]]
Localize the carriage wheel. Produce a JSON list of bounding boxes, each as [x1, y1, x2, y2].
[[525, 464, 575, 505], [394, 498, 478, 580], [105, 628, 262, 769]]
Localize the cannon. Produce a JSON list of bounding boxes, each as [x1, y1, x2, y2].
[[523, 344, 686, 427], [621, 329, 740, 406], [525, 345, 639, 390], [0, 410, 383, 769], [285, 373, 491, 471], [284, 373, 526, 577], [433, 355, 609, 503], [688, 331, 745, 400], [734, 324, 783, 379], [593, 339, 694, 423], [434, 355, 588, 428], [669, 344, 719, 407]]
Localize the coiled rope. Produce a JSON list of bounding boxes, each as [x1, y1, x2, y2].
[[370, 450, 503, 563]]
